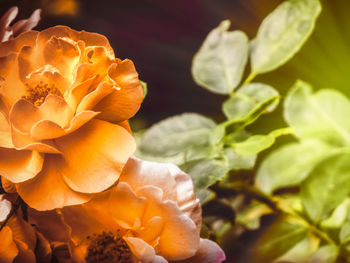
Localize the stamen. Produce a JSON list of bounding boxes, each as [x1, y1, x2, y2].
[[85, 230, 132, 263], [22, 81, 62, 106]]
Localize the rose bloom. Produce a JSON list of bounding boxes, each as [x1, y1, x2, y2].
[[0, 25, 143, 210], [0, 195, 51, 263], [32, 157, 225, 263]]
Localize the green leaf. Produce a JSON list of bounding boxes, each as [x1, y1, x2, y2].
[[340, 221, 350, 245], [284, 80, 350, 146], [197, 189, 216, 204], [301, 153, 350, 223], [222, 83, 279, 121], [192, 20, 249, 94], [224, 148, 256, 170], [139, 113, 216, 157], [256, 140, 332, 194], [310, 245, 339, 263], [275, 235, 320, 263], [250, 0, 321, 74], [321, 198, 350, 229], [140, 80, 147, 100], [252, 215, 307, 263], [180, 158, 228, 192], [232, 127, 293, 156]]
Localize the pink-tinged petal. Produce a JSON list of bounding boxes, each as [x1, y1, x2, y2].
[[93, 60, 143, 122], [0, 226, 18, 263], [0, 195, 11, 221], [106, 183, 145, 229], [31, 110, 99, 141], [55, 119, 135, 194], [16, 154, 92, 211], [158, 201, 199, 261], [176, 239, 226, 263], [10, 96, 73, 135], [120, 157, 178, 202], [124, 237, 156, 263], [0, 148, 43, 183], [12, 9, 41, 36], [0, 6, 18, 42], [76, 81, 115, 113], [0, 111, 12, 148], [138, 216, 163, 243]]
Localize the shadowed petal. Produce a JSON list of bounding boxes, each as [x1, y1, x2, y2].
[[0, 226, 18, 263]]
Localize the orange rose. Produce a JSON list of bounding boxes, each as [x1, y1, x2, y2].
[[0, 26, 143, 210], [57, 157, 225, 263], [0, 195, 51, 263]]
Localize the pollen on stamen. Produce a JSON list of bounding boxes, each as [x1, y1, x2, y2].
[[85, 230, 132, 263], [22, 81, 62, 107]]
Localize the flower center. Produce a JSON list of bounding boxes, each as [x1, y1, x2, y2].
[[85, 231, 132, 263], [22, 81, 62, 107]]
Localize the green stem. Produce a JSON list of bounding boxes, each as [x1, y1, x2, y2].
[[243, 72, 256, 85], [218, 182, 336, 245]]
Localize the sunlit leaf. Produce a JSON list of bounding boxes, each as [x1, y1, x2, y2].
[[252, 215, 307, 263], [301, 153, 350, 223], [256, 140, 332, 194], [321, 198, 350, 229], [310, 245, 339, 263], [232, 127, 293, 156], [284, 80, 350, 146], [250, 0, 321, 74], [340, 221, 350, 245], [222, 83, 279, 121], [224, 148, 256, 170], [192, 20, 249, 94], [139, 113, 215, 157], [275, 235, 320, 263]]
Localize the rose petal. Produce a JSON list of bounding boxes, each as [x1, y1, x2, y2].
[[31, 110, 99, 141], [16, 154, 92, 211], [106, 183, 145, 229], [12, 9, 41, 36], [10, 96, 73, 135], [0, 6, 18, 42], [0, 226, 18, 263], [76, 81, 115, 113], [0, 30, 38, 57], [175, 239, 226, 263], [0, 195, 11, 221], [93, 59, 143, 122], [120, 157, 178, 202], [124, 237, 156, 263], [158, 201, 199, 261], [0, 111, 12, 148], [1, 177, 16, 193], [0, 148, 43, 183], [56, 119, 135, 193]]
